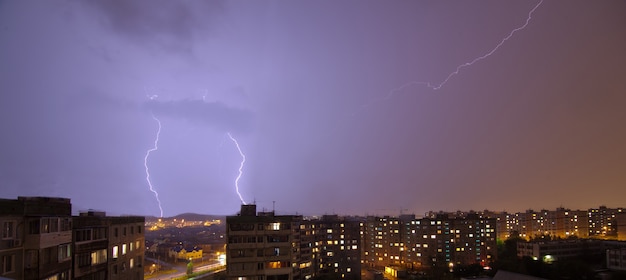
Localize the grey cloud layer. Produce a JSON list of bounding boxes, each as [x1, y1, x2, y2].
[[144, 99, 253, 134]]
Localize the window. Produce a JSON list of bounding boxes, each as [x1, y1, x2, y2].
[[50, 218, 59, 233], [41, 218, 50, 233], [93, 228, 106, 240], [58, 244, 71, 261], [114, 228, 118, 238], [138, 226, 142, 234], [91, 249, 107, 265], [112, 246, 119, 259], [123, 227, 126, 236], [78, 253, 90, 268], [2, 255, 14, 274], [122, 244, 127, 255], [270, 223, 280, 230], [2, 222, 14, 239], [130, 258, 134, 269], [76, 229, 92, 242], [61, 218, 71, 231]]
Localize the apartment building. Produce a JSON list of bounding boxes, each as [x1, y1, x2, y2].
[[310, 215, 361, 280], [0, 197, 144, 280], [1, 196, 73, 279], [226, 204, 307, 280], [73, 210, 145, 280], [362, 213, 496, 269]]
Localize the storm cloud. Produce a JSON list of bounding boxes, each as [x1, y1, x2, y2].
[[144, 99, 253, 134]]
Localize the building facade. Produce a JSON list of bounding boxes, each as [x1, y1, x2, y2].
[[1, 197, 73, 280], [361, 213, 496, 270], [0, 197, 144, 280], [226, 204, 306, 280], [73, 210, 145, 280]]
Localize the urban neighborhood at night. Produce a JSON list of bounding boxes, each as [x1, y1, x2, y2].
[[2, 0, 625, 279]]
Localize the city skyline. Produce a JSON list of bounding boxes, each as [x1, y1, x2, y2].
[[1, 1, 625, 217]]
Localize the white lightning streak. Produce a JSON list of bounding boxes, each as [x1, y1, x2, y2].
[[144, 114, 164, 217], [227, 132, 247, 204], [383, 0, 544, 100]]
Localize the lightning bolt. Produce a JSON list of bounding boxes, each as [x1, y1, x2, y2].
[[378, 0, 544, 103], [227, 132, 247, 204], [144, 114, 164, 217]]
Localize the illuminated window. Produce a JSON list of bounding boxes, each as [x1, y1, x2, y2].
[[122, 244, 127, 255], [130, 258, 134, 269], [270, 223, 280, 230], [91, 249, 107, 265], [112, 246, 119, 259]]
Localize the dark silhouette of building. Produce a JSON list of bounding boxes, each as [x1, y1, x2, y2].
[[226, 205, 362, 280], [0, 197, 144, 280], [73, 210, 145, 280]]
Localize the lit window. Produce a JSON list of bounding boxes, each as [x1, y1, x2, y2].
[[112, 246, 119, 259], [270, 223, 280, 230], [122, 244, 127, 255]]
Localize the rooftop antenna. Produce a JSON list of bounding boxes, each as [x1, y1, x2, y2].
[[272, 201, 275, 213]]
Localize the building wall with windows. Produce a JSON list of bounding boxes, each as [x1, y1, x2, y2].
[[226, 204, 305, 280], [107, 215, 145, 280], [73, 210, 145, 280], [364, 213, 496, 269], [0, 197, 144, 280], [0, 196, 73, 280], [310, 215, 361, 280]]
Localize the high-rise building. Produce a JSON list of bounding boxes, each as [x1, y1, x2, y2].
[[73, 210, 145, 280], [226, 205, 362, 280], [363, 213, 496, 269], [226, 204, 307, 280], [589, 206, 625, 238], [1, 196, 73, 280], [0, 196, 144, 280], [310, 215, 361, 280]]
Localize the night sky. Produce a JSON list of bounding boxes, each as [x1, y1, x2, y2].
[[1, 1, 625, 217]]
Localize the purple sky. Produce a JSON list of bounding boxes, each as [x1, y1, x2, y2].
[[1, 1, 625, 217]]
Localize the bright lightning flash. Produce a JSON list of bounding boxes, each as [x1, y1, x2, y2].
[[227, 132, 247, 204], [144, 114, 164, 217], [383, 0, 544, 99]]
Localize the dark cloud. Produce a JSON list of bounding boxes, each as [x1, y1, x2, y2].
[[144, 99, 253, 134], [84, 1, 224, 51]]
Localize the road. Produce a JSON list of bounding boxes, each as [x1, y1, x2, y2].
[[147, 260, 225, 280]]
